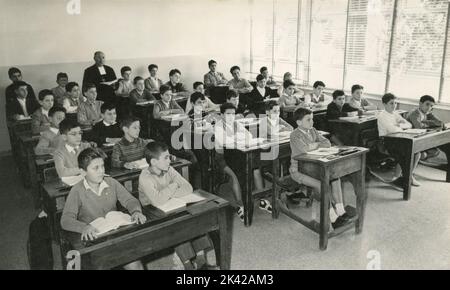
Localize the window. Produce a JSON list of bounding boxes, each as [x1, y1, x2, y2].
[[344, 0, 394, 94], [309, 0, 348, 89], [388, 0, 448, 100]]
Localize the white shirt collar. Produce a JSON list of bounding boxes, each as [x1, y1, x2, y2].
[[103, 120, 116, 127], [98, 66, 106, 75], [42, 108, 49, 117], [65, 144, 79, 154], [418, 109, 426, 120], [83, 178, 109, 196], [257, 86, 266, 95], [49, 127, 59, 135]]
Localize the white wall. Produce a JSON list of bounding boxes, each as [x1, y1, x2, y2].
[[0, 0, 251, 153]]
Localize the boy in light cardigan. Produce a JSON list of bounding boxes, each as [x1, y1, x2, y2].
[[34, 106, 66, 156], [31, 89, 54, 135]]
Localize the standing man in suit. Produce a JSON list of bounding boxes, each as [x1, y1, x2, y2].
[[6, 81, 40, 121], [82, 51, 117, 103]]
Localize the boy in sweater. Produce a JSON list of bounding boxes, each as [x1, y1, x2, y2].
[[88, 103, 123, 147], [34, 106, 66, 156]]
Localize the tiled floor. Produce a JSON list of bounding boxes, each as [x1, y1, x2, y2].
[[0, 154, 449, 270]]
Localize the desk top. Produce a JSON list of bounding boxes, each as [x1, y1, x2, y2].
[[293, 146, 368, 165], [62, 189, 229, 251], [384, 127, 450, 141], [282, 105, 327, 113]]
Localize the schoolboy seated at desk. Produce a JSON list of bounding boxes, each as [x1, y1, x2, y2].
[[153, 85, 184, 119], [34, 106, 66, 156], [347, 84, 377, 111], [31, 89, 54, 135], [51, 72, 69, 105], [259, 101, 293, 138], [203, 59, 228, 91], [187, 92, 220, 124], [260, 66, 277, 87], [144, 64, 163, 94], [248, 74, 277, 115], [165, 69, 190, 98], [5, 67, 36, 104], [61, 147, 147, 270], [111, 116, 151, 169], [77, 83, 103, 126], [279, 80, 303, 109], [185, 82, 220, 113], [378, 93, 421, 187], [115, 66, 134, 98], [53, 119, 92, 178], [62, 82, 84, 114], [277, 72, 303, 97], [88, 103, 123, 147], [289, 107, 355, 230], [305, 81, 327, 106], [139, 142, 217, 269], [215, 103, 272, 215], [129, 76, 155, 105], [227, 66, 253, 95], [6, 80, 40, 121], [226, 89, 248, 119], [406, 95, 443, 161]]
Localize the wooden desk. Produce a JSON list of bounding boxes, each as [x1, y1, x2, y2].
[[328, 116, 378, 146], [383, 128, 450, 200], [281, 105, 327, 130], [274, 147, 369, 250], [59, 190, 233, 270], [209, 85, 229, 104], [41, 158, 192, 242]]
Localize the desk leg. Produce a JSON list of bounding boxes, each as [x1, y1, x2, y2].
[[398, 147, 414, 201], [209, 150, 215, 193], [272, 157, 280, 219], [27, 146, 40, 208], [212, 206, 233, 270], [440, 143, 450, 182], [181, 165, 189, 181], [351, 157, 367, 234], [243, 152, 254, 227], [319, 174, 331, 251]]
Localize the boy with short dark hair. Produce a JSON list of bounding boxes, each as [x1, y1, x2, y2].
[[260, 66, 277, 86], [227, 66, 253, 94], [326, 90, 359, 120], [53, 119, 92, 178], [34, 106, 66, 156], [77, 83, 103, 126], [144, 64, 163, 93], [88, 103, 123, 147], [203, 60, 228, 90], [62, 82, 83, 114], [290, 107, 354, 229], [51, 72, 69, 105], [6, 80, 40, 121], [279, 80, 303, 108], [61, 147, 146, 270], [306, 81, 327, 105], [111, 116, 151, 169], [129, 76, 155, 105], [248, 74, 276, 115], [348, 84, 376, 111], [5, 67, 36, 103], [165, 69, 190, 97], [153, 85, 184, 119], [185, 82, 219, 113], [31, 89, 54, 135], [115, 66, 134, 98]]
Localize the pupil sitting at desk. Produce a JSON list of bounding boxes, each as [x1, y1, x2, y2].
[[215, 103, 272, 217], [289, 107, 355, 230], [34, 106, 66, 156], [260, 66, 277, 87], [77, 83, 103, 127], [305, 81, 327, 106], [145, 64, 163, 94], [165, 69, 190, 98], [53, 119, 92, 178], [259, 101, 293, 138], [6, 80, 40, 121], [5, 67, 36, 104], [87, 103, 123, 147], [153, 85, 184, 120], [111, 116, 151, 170], [62, 82, 84, 114], [51, 72, 69, 106], [129, 76, 155, 106], [139, 142, 217, 269], [115, 66, 134, 98], [326, 90, 360, 145], [203, 59, 228, 94], [226, 89, 248, 119], [277, 72, 303, 97], [31, 89, 54, 135], [406, 95, 444, 161], [187, 92, 219, 125], [185, 82, 220, 114], [279, 80, 303, 109], [347, 84, 377, 111], [227, 65, 253, 95], [248, 74, 276, 116], [377, 93, 421, 187], [61, 147, 147, 270]]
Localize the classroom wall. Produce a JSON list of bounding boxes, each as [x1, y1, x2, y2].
[[0, 0, 251, 153]]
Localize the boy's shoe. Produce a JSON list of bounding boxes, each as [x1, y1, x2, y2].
[[259, 199, 272, 214], [411, 176, 421, 187], [331, 216, 351, 230]]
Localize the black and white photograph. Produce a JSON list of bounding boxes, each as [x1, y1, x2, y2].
[[0, 0, 449, 272]]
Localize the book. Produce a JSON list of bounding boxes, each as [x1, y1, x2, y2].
[[61, 175, 84, 186], [131, 158, 149, 169], [308, 147, 340, 156], [155, 193, 206, 214], [403, 129, 427, 134], [90, 211, 135, 236]]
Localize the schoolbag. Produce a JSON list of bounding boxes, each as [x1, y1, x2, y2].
[[27, 215, 53, 270]]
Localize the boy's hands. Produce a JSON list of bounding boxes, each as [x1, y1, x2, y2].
[[131, 212, 147, 224], [124, 162, 138, 170], [81, 225, 98, 241]]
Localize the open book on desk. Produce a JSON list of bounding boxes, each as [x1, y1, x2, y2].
[[154, 192, 206, 215], [403, 128, 427, 135], [90, 211, 135, 236], [308, 147, 340, 156]]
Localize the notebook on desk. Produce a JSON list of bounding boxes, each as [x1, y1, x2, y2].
[[154, 193, 206, 215]]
